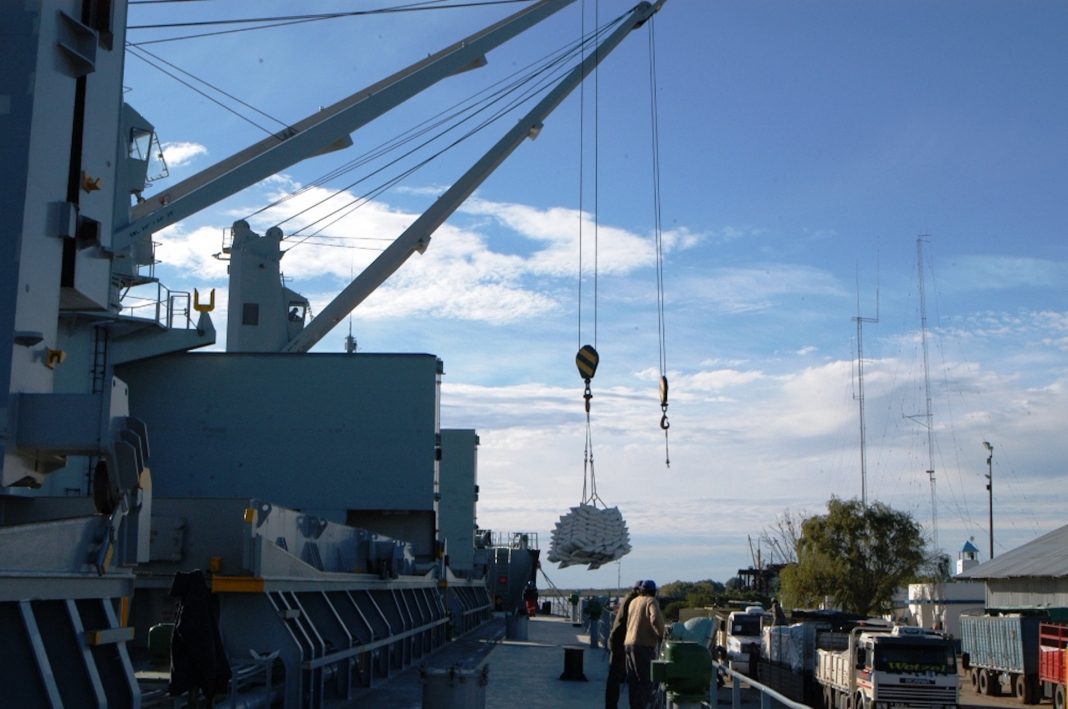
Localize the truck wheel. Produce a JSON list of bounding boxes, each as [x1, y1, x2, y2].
[[1014, 676, 1034, 704], [970, 668, 980, 690], [1055, 684, 1065, 709], [978, 669, 994, 696]]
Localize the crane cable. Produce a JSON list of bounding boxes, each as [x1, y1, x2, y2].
[[276, 28, 602, 243], [647, 14, 670, 468], [575, 0, 601, 507]]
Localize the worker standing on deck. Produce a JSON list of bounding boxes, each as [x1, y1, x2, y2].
[[606, 580, 643, 709], [523, 581, 539, 617], [586, 595, 604, 648], [624, 579, 665, 709]]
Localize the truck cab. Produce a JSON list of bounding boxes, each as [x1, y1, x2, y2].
[[823, 625, 958, 709], [720, 605, 767, 676]]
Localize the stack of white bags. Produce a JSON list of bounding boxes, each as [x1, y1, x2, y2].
[[547, 503, 631, 570]]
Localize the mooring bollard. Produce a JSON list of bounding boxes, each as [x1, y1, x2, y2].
[[560, 645, 587, 681]]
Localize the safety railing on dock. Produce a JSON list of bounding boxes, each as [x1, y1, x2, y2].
[[713, 661, 810, 709]]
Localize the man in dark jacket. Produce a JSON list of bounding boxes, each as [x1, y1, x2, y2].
[[606, 581, 643, 708]]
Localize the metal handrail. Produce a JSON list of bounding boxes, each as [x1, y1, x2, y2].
[[715, 661, 811, 709]]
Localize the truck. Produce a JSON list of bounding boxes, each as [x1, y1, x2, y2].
[[714, 605, 768, 676], [816, 625, 959, 709], [960, 613, 1044, 702], [1039, 623, 1068, 709]]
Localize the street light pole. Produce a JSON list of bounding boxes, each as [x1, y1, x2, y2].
[[984, 441, 994, 559]]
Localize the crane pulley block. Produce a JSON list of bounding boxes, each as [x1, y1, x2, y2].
[[576, 344, 599, 381]]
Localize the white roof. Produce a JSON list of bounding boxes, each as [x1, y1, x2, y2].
[[957, 524, 1068, 580]]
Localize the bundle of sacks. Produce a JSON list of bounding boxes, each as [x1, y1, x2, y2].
[[547, 503, 631, 570]]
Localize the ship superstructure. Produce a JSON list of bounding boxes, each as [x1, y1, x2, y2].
[[0, 1, 664, 705]]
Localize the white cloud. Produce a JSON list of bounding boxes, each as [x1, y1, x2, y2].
[[680, 264, 846, 314], [154, 224, 230, 280], [135, 174, 1068, 586], [461, 198, 664, 276], [161, 141, 208, 168], [941, 255, 1068, 292], [149, 181, 688, 328]]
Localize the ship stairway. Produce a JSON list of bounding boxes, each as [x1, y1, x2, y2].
[[537, 566, 568, 614]]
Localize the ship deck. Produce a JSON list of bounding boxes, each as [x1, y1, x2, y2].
[[350, 612, 617, 707], [349, 612, 760, 708]]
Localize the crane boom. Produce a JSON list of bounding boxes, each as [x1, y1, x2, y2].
[[114, 0, 579, 246], [283, 0, 666, 353]]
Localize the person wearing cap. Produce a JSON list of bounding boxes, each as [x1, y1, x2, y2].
[[624, 579, 665, 709], [605, 580, 643, 708]]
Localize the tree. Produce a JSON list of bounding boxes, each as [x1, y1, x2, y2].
[[778, 497, 926, 616], [759, 509, 809, 565]]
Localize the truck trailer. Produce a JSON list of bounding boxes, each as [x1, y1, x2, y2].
[[1039, 622, 1068, 708], [960, 613, 1044, 702]]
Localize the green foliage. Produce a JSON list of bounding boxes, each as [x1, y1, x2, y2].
[[779, 497, 926, 616], [657, 579, 768, 618], [664, 600, 686, 622]]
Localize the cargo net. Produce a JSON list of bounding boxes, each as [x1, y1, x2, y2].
[[547, 502, 631, 570], [547, 412, 631, 570]]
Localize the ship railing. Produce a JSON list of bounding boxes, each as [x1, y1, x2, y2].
[[476, 529, 539, 550], [119, 281, 197, 330]]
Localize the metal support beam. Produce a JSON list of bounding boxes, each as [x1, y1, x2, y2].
[[285, 0, 666, 353], [116, 0, 579, 245]]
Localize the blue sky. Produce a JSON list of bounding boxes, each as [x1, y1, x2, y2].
[[123, 0, 1068, 589]]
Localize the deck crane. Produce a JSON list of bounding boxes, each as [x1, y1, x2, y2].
[[1, 0, 667, 703], [281, 0, 667, 353], [114, 0, 581, 249], [217, 0, 668, 353]]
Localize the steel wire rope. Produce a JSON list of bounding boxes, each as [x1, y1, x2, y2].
[[280, 51, 583, 246], [281, 62, 570, 248], [244, 64, 539, 219], [126, 45, 285, 137], [130, 0, 212, 5], [592, 0, 600, 350], [281, 56, 595, 246], [276, 236, 394, 251], [576, 1, 586, 353], [279, 15, 625, 248], [576, 1, 599, 506], [264, 27, 598, 232], [247, 28, 598, 220], [646, 13, 670, 467], [126, 1, 534, 46]]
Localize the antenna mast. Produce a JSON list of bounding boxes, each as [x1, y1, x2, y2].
[[916, 236, 938, 555], [853, 266, 879, 507]]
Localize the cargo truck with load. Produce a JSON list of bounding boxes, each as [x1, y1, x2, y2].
[[817, 624, 959, 709], [758, 614, 958, 709], [959, 613, 1044, 702]]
